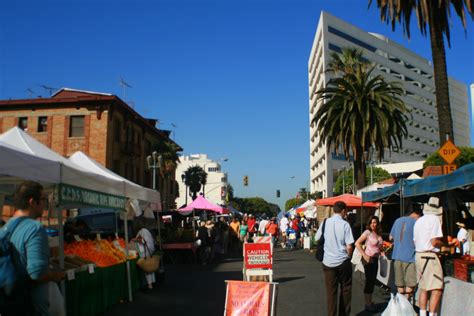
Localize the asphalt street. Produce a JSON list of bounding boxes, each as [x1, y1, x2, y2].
[[105, 247, 390, 316]]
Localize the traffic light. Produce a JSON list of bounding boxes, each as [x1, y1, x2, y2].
[[243, 175, 249, 186], [276, 189, 280, 198]]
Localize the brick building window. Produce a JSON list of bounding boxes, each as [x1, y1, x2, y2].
[[18, 117, 28, 130], [114, 120, 121, 142], [37, 116, 48, 132], [69, 116, 84, 137], [113, 160, 121, 174]]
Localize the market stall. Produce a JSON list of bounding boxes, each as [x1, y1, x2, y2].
[[0, 127, 140, 316], [361, 163, 474, 314]]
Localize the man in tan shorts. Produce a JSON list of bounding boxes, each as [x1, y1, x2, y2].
[[413, 197, 456, 316]]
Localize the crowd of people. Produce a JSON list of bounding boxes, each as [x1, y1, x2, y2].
[[316, 197, 467, 316], [192, 212, 314, 265]]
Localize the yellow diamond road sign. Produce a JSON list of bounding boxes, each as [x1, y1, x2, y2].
[[438, 140, 461, 164]]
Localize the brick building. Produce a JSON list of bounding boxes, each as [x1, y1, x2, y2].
[[0, 88, 182, 210]]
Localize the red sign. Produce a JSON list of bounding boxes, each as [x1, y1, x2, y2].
[[244, 243, 272, 269], [225, 281, 270, 316]]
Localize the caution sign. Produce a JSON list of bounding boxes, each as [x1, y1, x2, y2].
[[244, 243, 272, 269], [438, 140, 461, 164], [443, 164, 457, 174], [224, 281, 271, 316]]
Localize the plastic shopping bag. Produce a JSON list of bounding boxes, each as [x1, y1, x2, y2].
[[351, 248, 362, 265], [381, 293, 416, 316]]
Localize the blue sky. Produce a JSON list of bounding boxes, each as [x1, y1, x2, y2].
[[1, 0, 473, 210]]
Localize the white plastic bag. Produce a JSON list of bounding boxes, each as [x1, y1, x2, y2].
[[381, 293, 416, 316], [351, 247, 362, 265]]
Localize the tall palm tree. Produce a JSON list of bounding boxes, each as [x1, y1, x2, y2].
[[312, 47, 409, 190], [369, 0, 473, 144], [184, 165, 207, 200]]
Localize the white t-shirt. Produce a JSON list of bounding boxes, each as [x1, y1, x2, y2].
[[414, 214, 443, 252], [457, 228, 470, 254], [258, 219, 269, 235], [280, 217, 289, 232]]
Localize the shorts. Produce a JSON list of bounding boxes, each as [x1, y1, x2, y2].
[[394, 260, 417, 288], [415, 252, 444, 291]]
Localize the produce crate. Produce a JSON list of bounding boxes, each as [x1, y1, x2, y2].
[[453, 258, 474, 283]]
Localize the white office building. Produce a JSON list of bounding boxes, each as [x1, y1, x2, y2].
[[175, 154, 228, 208], [309, 12, 471, 197]]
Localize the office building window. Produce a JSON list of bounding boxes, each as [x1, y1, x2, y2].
[[69, 116, 85, 137], [328, 43, 342, 53], [328, 26, 377, 52], [18, 117, 28, 130], [37, 116, 48, 132]]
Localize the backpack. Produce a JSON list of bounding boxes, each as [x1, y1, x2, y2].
[[0, 217, 27, 295]]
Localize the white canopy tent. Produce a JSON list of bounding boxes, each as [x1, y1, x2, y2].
[[69, 151, 161, 210], [0, 127, 137, 303], [0, 127, 125, 197]]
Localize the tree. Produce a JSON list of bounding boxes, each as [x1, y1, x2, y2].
[[285, 197, 306, 211], [151, 139, 180, 210], [229, 197, 276, 217], [423, 146, 474, 168], [312, 47, 409, 191], [183, 165, 207, 200], [369, 0, 473, 144], [333, 167, 392, 195]]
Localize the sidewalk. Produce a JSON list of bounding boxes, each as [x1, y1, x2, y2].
[[104, 247, 390, 315]]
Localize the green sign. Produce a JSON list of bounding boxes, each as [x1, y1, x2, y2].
[[58, 184, 126, 209]]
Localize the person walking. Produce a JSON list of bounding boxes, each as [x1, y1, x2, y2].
[[414, 197, 456, 316], [279, 214, 289, 248], [247, 215, 257, 241], [258, 216, 269, 236], [229, 218, 240, 255], [355, 216, 384, 312], [315, 201, 354, 316], [196, 221, 210, 265], [133, 219, 156, 291], [239, 220, 248, 244], [389, 209, 421, 302], [456, 222, 470, 255], [265, 218, 279, 245], [1, 181, 65, 316]]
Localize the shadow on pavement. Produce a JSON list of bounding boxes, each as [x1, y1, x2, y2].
[[274, 276, 306, 283]]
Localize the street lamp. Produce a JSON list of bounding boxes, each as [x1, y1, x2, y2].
[[146, 151, 164, 273]]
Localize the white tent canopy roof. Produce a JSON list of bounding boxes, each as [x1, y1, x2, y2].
[[69, 151, 161, 208], [0, 127, 124, 197], [376, 161, 424, 175]]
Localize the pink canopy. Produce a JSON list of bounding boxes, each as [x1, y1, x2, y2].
[[316, 194, 379, 208], [177, 195, 227, 214]]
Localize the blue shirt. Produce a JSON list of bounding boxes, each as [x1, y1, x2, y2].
[[7, 216, 50, 315], [390, 216, 416, 263], [315, 214, 354, 267]]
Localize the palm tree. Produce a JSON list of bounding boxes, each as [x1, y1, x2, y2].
[[184, 165, 207, 200], [152, 139, 180, 210], [368, 0, 473, 144], [312, 47, 409, 190]]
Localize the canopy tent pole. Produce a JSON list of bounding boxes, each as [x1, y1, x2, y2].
[[360, 202, 364, 237], [192, 209, 196, 237], [156, 207, 164, 273], [123, 213, 132, 302], [400, 179, 404, 218]]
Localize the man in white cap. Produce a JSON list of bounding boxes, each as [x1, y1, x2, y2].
[[413, 197, 456, 316], [456, 222, 470, 255]]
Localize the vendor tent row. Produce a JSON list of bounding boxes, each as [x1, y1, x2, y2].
[[0, 127, 162, 304]]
